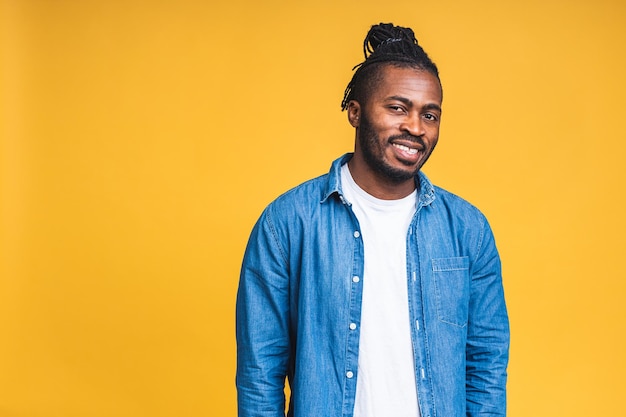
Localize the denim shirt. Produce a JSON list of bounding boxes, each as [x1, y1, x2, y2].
[[236, 154, 509, 417]]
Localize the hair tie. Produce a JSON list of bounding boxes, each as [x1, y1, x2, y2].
[[380, 38, 403, 46]]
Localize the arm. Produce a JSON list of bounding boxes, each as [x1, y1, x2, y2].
[[236, 207, 291, 417], [466, 217, 510, 416]]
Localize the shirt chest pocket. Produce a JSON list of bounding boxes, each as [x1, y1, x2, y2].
[[432, 256, 470, 327]]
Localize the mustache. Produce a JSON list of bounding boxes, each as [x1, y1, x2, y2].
[[388, 134, 425, 147]]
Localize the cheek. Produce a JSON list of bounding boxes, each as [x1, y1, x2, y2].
[[427, 134, 439, 151], [427, 127, 440, 141], [366, 112, 397, 131]]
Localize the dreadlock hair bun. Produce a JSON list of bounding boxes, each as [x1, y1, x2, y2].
[[341, 22, 440, 111], [363, 23, 418, 56]]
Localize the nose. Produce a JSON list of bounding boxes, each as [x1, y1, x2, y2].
[[400, 113, 425, 137]]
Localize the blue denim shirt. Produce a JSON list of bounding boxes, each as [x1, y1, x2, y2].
[[236, 154, 509, 417]]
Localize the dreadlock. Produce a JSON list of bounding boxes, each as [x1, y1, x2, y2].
[[341, 23, 440, 111]]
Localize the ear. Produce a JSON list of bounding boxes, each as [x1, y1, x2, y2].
[[347, 100, 361, 128]]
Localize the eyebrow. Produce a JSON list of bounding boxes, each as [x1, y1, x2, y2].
[[386, 95, 442, 113]]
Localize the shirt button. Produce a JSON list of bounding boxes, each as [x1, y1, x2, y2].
[[346, 371, 354, 378], [352, 276, 360, 283], [353, 231, 360, 238], [349, 323, 357, 330]]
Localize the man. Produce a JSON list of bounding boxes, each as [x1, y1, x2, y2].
[[236, 23, 509, 417]]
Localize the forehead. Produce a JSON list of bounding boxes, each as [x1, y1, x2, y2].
[[369, 65, 443, 105]]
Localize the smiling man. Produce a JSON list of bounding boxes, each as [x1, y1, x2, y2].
[[236, 23, 509, 417]]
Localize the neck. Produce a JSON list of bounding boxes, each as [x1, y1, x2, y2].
[[347, 157, 417, 200]]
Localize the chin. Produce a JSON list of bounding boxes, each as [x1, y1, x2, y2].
[[378, 163, 418, 183]]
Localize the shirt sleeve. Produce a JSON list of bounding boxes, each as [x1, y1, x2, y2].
[[236, 206, 291, 417], [465, 216, 510, 416]]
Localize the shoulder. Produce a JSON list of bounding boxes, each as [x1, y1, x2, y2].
[[428, 184, 490, 228], [426, 184, 500, 261], [267, 173, 329, 213], [266, 153, 348, 214], [255, 173, 333, 237], [433, 185, 483, 212]]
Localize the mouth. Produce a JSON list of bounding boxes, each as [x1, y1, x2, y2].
[[390, 139, 424, 164], [392, 143, 419, 155]]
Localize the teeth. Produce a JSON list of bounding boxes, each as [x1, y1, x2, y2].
[[393, 143, 418, 155]]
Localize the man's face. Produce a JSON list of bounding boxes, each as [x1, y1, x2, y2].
[[350, 65, 443, 186]]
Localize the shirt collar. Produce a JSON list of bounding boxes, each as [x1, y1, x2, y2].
[[321, 153, 436, 207]]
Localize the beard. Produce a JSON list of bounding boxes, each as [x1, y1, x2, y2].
[[358, 113, 435, 184]]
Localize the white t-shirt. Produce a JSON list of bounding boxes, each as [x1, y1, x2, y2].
[[341, 163, 420, 417]]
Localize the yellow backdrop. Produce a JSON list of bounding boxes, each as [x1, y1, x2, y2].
[[2, 0, 625, 416]]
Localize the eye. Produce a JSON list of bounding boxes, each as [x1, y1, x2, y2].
[[423, 113, 439, 122], [388, 105, 406, 114]]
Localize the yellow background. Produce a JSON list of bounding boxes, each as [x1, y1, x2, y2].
[[2, 0, 625, 416]]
